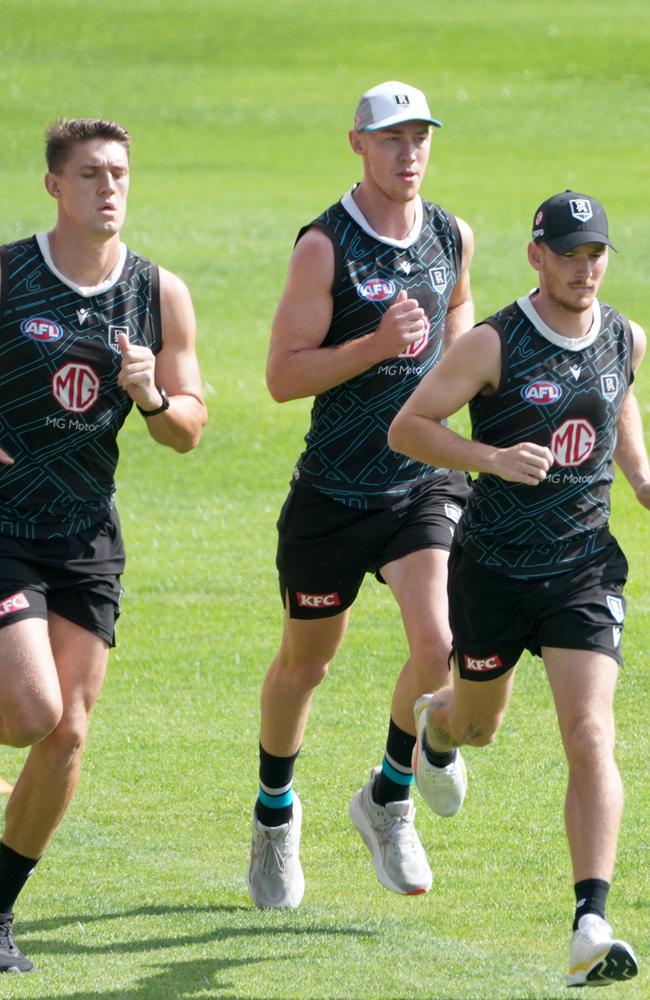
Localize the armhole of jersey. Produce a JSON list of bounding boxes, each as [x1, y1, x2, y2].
[[0, 245, 7, 315], [481, 318, 508, 394], [441, 209, 462, 278], [295, 221, 342, 295], [621, 315, 635, 386], [150, 262, 163, 355]]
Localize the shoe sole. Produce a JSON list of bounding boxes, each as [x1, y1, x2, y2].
[[348, 794, 431, 896], [566, 941, 638, 987]]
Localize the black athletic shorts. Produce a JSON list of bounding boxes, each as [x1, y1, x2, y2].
[[0, 510, 125, 646], [448, 537, 629, 681], [277, 474, 470, 619]]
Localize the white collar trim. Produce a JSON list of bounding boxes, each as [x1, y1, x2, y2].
[[517, 291, 601, 351], [36, 232, 127, 298], [341, 187, 423, 248]]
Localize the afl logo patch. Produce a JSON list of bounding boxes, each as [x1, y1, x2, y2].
[[521, 381, 562, 405], [357, 279, 396, 301], [21, 316, 63, 343]]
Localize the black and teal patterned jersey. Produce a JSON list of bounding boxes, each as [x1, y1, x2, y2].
[[292, 189, 464, 509], [456, 294, 634, 577], [0, 233, 162, 539]]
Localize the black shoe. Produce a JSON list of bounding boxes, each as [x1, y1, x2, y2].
[[0, 914, 33, 973]]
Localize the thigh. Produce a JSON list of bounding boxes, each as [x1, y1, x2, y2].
[[277, 600, 351, 669], [381, 547, 451, 650], [0, 617, 61, 716], [543, 647, 619, 746], [49, 613, 109, 721]]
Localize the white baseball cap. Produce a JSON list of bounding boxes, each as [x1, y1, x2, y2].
[[354, 81, 442, 131]]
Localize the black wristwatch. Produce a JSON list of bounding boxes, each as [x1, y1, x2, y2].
[[137, 387, 170, 417]]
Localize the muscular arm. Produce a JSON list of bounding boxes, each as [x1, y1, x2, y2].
[[117, 267, 207, 453], [614, 320, 650, 508], [444, 215, 475, 349], [266, 228, 429, 402], [388, 324, 554, 486]]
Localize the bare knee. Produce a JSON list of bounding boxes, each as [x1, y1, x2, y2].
[[272, 653, 330, 693], [564, 716, 615, 771], [409, 635, 453, 690], [2, 699, 63, 748]]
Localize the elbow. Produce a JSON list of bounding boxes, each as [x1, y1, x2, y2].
[[387, 414, 407, 455], [266, 369, 292, 403]]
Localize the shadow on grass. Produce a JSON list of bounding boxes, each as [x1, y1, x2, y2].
[[16, 903, 377, 999]]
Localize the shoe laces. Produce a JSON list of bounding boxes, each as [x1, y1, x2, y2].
[[0, 915, 17, 952], [373, 803, 419, 855], [256, 825, 294, 876]]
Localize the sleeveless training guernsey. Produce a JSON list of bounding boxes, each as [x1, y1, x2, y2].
[[292, 190, 464, 510], [456, 294, 633, 577], [0, 234, 162, 539]]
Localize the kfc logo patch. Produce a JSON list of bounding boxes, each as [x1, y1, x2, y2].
[[297, 591, 341, 609], [550, 418, 596, 467], [52, 362, 100, 413], [464, 654, 503, 673], [0, 592, 30, 619]]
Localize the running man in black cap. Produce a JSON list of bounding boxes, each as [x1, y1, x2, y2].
[[390, 190, 648, 987], [247, 81, 474, 909]]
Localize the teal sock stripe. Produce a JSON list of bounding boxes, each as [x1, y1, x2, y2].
[[258, 787, 293, 809], [382, 756, 414, 786]]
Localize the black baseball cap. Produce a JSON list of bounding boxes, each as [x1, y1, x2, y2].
[[531, 190, 617, 253]]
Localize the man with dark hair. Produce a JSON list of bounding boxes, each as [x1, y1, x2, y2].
[[0, 118, 207, 972], [247, 82, 474, 909], [390, 190, 646, 988]]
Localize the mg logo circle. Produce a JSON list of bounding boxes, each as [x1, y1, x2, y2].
[[52, 362, 100, 413], [550, 418, 596, 466]]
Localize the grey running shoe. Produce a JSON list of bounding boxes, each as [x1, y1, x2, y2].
[[566, 914, 638, 988], [413, 694, 467, 817], [0, 914, 33, 973], [349, 767, 432, 895], [247, 793, 305, 909]]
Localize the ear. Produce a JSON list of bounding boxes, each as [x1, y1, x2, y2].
[[44, 172, 61, 198], [527, 240, 543, 272], [348, 129, 365, 156]]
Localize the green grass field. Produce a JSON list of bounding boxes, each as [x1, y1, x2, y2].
[[1, 1, 649, 997]]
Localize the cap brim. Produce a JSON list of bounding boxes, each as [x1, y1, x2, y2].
[[542, 232, 617, 254], [360, 114, 442, 131]]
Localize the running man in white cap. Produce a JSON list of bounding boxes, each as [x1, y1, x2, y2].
[[247, 81, 474, 908]]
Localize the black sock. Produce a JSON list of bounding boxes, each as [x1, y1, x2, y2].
[[372, 718, 416, 807], [0, 842, 40, 915], [255, 743, 299, 827], [422, 729, 457, 769], [573, 878, 610, 931]]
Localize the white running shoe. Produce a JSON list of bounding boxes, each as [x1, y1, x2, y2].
[[247, 793, 305, 909], [412, 694, 467, 817], [566, 914, 638, 987], [348, 766, 432, 895]]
